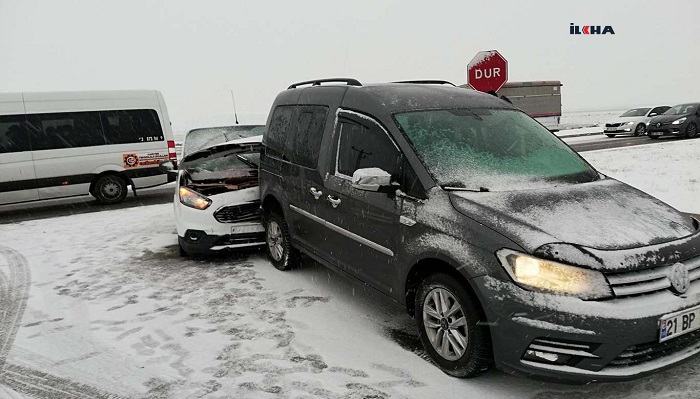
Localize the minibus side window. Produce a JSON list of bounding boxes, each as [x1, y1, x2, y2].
[[27, 112, 105, 150], [0, 114, 30, 153], [101, 109, 164, 144]]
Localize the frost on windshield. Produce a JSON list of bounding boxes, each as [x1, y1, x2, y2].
[[395, 109, 595, 191], [184, 126, 265, 157]]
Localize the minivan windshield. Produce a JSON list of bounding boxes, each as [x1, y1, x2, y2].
[[663, 103, 700, 116], [183, 125, 265, 157], [619, 108, 650, 117], [394, 108, 597, 191]]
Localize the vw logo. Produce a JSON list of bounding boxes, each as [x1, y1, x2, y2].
[[669, 263, 690, 295]]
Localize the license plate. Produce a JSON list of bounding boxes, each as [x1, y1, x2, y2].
[[659, 305, 700, 342], [231, 224, 263, 235], [605, 127, 616, 131], [650, 131, 662, 136]]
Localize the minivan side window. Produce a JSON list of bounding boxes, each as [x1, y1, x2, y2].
[[266, 106, 295, 160], [0, 114, 30, 153], [27, 111, 105, 150], [336, 119, 401, 179], [266, 105, 328, 167], [101, 109, 163, 144], [335, 115, 424, 198], [288, 106, 328, 168]]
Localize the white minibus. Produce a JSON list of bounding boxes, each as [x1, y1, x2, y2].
[[0, 90, 176, 205]]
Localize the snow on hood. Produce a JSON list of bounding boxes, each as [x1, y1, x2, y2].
[[449, 178, 696, 252]]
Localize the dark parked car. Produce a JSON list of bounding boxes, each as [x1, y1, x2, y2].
[[259, 79, 700, 383], [647, 103, 700, 139]]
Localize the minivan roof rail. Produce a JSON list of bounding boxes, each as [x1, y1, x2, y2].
[[393, 80, 456, 86], [287, 78, 362, 89]]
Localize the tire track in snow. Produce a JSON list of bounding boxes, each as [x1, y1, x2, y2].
[[0, 245, 30, 371], [0, 245, 127, 399], [1, 363, 127, 399]]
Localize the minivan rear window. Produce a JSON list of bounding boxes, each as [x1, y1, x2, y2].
[[394, 108, 597, 191]]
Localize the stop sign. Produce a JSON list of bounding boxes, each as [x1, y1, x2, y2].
[[467, 50, 508, 92]]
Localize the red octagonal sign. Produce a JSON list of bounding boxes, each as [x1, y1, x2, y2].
[[467, 50, 508, 93]]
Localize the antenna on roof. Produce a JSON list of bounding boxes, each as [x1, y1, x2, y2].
[[230, 90, 239, 125]]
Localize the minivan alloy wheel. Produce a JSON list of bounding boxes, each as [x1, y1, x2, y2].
[[423, 288, 468, 361], [266, 220, 284, 262]]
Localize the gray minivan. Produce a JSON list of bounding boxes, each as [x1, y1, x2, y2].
[[259, 79, 700, 382]]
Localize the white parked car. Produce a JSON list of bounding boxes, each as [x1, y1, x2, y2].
[[604, 106, 671, 137], [166, 134, 264, 256]]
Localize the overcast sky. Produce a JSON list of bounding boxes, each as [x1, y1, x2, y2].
[[1, 0, 698, 131]]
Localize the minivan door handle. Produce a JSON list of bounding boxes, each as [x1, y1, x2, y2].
[[327, 195, 341, 208], [310, 187, 323, 200]]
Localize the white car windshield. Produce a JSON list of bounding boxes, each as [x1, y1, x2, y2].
[[619, 108, 650, 117]]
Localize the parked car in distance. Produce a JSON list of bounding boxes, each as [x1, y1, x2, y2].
[[0, 90, 176, 206], [604, 106, 670, 137], [259, 78, 700, 383], [167, 135, 264, 256], [647, 103, 700, 139], [182, 125, 266, 158]]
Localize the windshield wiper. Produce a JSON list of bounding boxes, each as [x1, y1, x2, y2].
[[441, 183, 490, 192]]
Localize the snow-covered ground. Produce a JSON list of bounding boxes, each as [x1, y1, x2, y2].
[[559, 110, 622, 131], [3, 204, 700, 399], [582, 138, 699, 214], [0, 137, 699, 399]]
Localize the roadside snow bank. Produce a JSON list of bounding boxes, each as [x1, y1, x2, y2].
[[582, 138, 700, 214]]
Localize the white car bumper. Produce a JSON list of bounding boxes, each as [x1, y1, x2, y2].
[[174, 186, 265, 254]]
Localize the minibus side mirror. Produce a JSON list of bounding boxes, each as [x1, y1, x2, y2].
[[159, 160, 178, 174]]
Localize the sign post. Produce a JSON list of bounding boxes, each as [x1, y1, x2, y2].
[[467, 50, 508, 93]]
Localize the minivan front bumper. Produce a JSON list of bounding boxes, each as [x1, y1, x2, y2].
[[473, 275, 700, 383]]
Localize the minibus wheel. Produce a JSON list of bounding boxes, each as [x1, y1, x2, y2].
[[92, 175, 128, 204]]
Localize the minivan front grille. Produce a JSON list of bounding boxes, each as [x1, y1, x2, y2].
[[606, 256, 700, 298], [213, 201, 261, 224], [608, 330, 700, 367]]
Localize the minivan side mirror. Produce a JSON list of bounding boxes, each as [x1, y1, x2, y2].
[[159, 160, 178, 174], [351, 168, 397, 193]]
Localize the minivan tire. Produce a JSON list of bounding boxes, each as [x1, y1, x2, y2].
[[415, 273, 491, 378], [92, 175, 128, 204], [264, 210, 298, 271]]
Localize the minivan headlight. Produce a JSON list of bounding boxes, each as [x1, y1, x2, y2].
[[179, 187, 212, 210], [496, 249, 612, 299], [671, 117, 686, 125]]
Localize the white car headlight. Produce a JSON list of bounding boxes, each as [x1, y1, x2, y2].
[[179, 187, 212, 210], [671, 117, 686, 125], [496, 249, 612, 299], [623, 121, 634, 125]]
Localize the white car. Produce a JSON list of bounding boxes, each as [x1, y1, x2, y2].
[[167, 134, 264, 256], [604, 106, 671, 137]]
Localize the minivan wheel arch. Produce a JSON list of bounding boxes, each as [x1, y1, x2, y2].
[[261, 194, 284, 223], [404, 258, 486, 319]]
